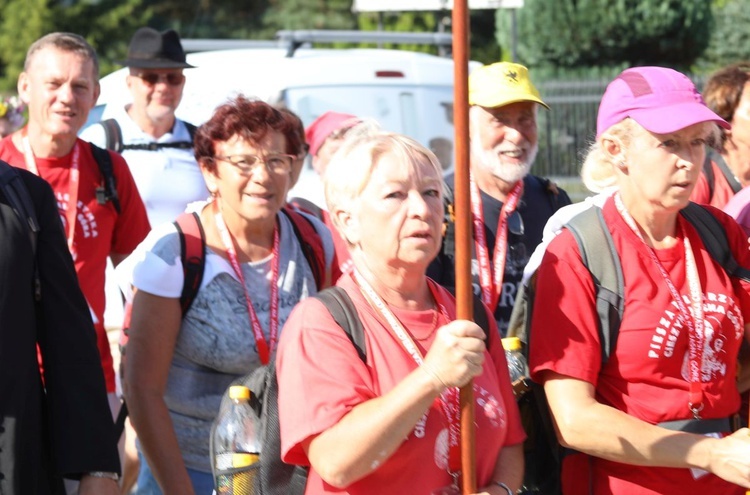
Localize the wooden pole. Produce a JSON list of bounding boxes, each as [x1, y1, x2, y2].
[[451, 1, 476, 493]]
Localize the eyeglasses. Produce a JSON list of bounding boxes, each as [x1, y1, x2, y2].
[[134, 72, 185, 86], [213, 154, 295, 175]]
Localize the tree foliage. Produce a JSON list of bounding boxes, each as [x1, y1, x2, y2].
[[696, 0, 750, 72], [506, 0, 712, 71], [0, 0, 150, 90], [0, 0, 52, 90]]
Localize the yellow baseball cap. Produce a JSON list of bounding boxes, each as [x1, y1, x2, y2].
[[469, 62, 549, 110]]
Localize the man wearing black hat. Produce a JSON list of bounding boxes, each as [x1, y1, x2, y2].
[[81, 27, 208, 228], [80, 26, 208, 494]]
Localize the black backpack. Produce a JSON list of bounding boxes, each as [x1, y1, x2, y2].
[[506, 201, 750, 495], [210, 287, 491, 494]]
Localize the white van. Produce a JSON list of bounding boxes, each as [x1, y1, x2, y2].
[[89, 40, 479, 172], [92, 37, 477, 329]]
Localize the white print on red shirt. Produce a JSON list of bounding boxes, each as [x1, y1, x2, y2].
[[431, 382, 506, 471], [648, 291, 743, 383], [55, 192, 99, 260]]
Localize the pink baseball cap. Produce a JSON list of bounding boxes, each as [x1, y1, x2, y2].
[[305, 111, 361, 157], [596, 66, 730, 138]]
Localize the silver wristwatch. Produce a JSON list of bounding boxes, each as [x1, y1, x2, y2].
[[86, 471, 120, 481]]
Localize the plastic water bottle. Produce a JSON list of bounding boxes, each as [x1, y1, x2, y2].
[[213, 385, 261, 495], [501, 336, 529, 383]]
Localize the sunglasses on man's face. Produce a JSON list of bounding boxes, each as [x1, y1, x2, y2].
[[134, 72, 185, 87]]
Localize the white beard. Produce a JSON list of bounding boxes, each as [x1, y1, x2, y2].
[[471, 138, 538, 185]]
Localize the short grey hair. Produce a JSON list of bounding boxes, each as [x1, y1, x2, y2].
[[25, 32, 99, 80]]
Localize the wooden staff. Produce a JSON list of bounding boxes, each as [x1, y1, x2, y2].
[[451, 1, 476, 493]]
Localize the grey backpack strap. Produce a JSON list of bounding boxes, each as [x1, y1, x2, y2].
[[101, 118, 123, 153], [566, 207, 624, 364], [681, 202, 750, 282], [709, 148, 742, 194], [314, 287, 367, 363]]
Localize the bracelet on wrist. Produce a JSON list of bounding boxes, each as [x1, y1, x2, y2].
[[491, 480, 514, 495], [86, 471, 120, 481]]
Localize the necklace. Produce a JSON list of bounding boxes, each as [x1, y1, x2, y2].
[[410, 307, 439, 342]]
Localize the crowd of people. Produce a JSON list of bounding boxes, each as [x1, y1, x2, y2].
[[5, 22, 750, 495]]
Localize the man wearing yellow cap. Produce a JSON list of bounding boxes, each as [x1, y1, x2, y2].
[[428, 62, 571, 336]]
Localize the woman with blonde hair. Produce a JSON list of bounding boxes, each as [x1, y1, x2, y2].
[[276, 131, 525, 494], [530, 66, 750, 494]]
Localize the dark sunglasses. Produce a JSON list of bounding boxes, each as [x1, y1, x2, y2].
[[134, 72, 185, 86]]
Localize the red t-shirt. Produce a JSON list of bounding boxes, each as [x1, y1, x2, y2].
[[276, 273, 525, 494], [0, 136, 151, 391], [530, 198, 750, 495], [690, 160, 737, 209]]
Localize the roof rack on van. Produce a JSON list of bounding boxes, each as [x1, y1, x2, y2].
[[182, 30, 453, 57], [275, 30, 453, 57], [181, 39, 287, 52]]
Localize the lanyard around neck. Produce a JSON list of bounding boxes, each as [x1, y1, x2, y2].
[[614, 194, 706, 418], [214, 205, 280, 366], [352, 270, 461, 473], [22, 132, 81, 256], [470, 177, 524, 310]]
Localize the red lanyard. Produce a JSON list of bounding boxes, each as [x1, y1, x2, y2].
[[614, 194, 705, 418], [352, 270, 461, 474], [22, 130, 80, 257], [214, 205, 280, 366], [470, 177, 524, 310]]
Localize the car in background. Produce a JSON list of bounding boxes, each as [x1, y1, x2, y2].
[[86, 31, 480, 173]]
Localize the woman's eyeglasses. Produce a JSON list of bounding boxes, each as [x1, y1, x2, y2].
[[213, 154, 295, 175], [134, 72, 185, 87]]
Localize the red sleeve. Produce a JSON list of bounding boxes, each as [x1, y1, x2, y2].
[[275, 296, 374, 466], [528, 230, 604, 386], [109, 152, 150, 254]]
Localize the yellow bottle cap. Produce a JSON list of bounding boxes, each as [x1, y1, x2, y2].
[[232, 452, 260, 468], [228, 385, 251, 401], [501, 336, 523, 351]]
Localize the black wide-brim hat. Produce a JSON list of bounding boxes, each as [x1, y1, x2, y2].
[[118, 27, 195, 69]]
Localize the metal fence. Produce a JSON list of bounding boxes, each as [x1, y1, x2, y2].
[[534, 78, 609, 178], [532, 73, 709, 179]]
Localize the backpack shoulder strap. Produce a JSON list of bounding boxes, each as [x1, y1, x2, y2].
[[288, 197, 324, 221], [174, 212, 207, 316], [565, 206, 624, 364], [282, 206, 328, 291], [471, 293, 491, 342], [533, 175, 563, 211], [185, 122, 198, 142], [0, 162, 41, 300], [89, 143, 122, 214], [101, 118, 124, 153], [702, 150, 716, 201], [710, 148, 743, 194], [681, 202, 750, 282], [315, 286, 367, 362]]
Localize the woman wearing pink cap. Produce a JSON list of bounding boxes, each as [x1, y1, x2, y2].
[[529, 66, 750, 494]]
